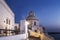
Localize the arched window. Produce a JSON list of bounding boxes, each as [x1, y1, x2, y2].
[[15, 26, 17, 30], [34, 22, 36, 26], [35, 30, 37, 32]]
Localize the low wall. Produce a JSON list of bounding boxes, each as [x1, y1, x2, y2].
[[0, 34, 26, 40]]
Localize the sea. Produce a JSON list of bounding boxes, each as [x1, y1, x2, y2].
[[49, 34, 60, 40]]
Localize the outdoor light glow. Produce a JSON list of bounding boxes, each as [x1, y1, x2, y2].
[[25, 21, 30, 39], [25, 21, 29, 26]]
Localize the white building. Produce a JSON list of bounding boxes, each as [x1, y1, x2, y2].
[[0, 0, 15, 30], [20, 11, 54, 40], [15, 23, 20, 29], [20, 20, 26, 34], [14, 23, 20, 34], [0, 0, 15, 36], [0, 0, 54, 40]]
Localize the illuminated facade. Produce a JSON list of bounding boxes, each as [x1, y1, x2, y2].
[[26, 11, 54, 40], [0, 0, 15, 36], [0, 0, 54, 40]]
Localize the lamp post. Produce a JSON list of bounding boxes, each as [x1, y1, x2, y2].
[[25, 21, 29, 40]]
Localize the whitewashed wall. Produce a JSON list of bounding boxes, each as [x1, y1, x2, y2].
[[20, 20, 26, 34], [0, 0, 15, 30], [0, 34, 26, 40], [27, 20, 40, 31]]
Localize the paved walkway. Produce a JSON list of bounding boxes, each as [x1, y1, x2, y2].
[[0, 34, 26, 40]]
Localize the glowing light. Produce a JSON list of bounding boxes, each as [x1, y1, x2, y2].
[[25, 21, 29, 26], [25, 21, 30, 39]]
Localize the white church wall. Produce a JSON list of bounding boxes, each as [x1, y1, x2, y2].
[[20, 20, 26, 34], [27, 20, 40, 31], [28, 20, 40, 26]]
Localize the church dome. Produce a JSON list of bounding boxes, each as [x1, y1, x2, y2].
[[26, 11, 38, 20]]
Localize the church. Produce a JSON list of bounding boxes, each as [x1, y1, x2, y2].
[[20, 11, 54, 40], [0, 0, 54, 40]]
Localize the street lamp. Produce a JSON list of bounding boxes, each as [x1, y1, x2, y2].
[[25, 21, 29, 40]]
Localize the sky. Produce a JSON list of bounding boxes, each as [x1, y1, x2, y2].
[[5, 0, 60, 32]]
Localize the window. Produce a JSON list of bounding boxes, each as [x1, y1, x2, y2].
[[6, 19, 8, 24], [28, 26, 32, 30], [0, 30, 1, 34], [34, 22, 36, 26], [35, 30, 37, 32], [5, 27, 7, 29], [9, 20, 10, 25], [4, 21, 5, 23], [6, 18, 10, 25], [15, 26, 17, 30]]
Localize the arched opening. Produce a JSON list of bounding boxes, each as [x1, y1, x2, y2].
[[34, 22, 36, 26]]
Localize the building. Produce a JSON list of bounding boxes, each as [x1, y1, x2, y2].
[[20, 11, 54, 40], [14, 23, 20, 34], [26, 11, 54, 40], [0, 0, 15, 36], [20, 20, 26, 34], [0, 0, 54, 40]]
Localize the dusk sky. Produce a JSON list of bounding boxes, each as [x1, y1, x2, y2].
[[5, 0, 60, 32]]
